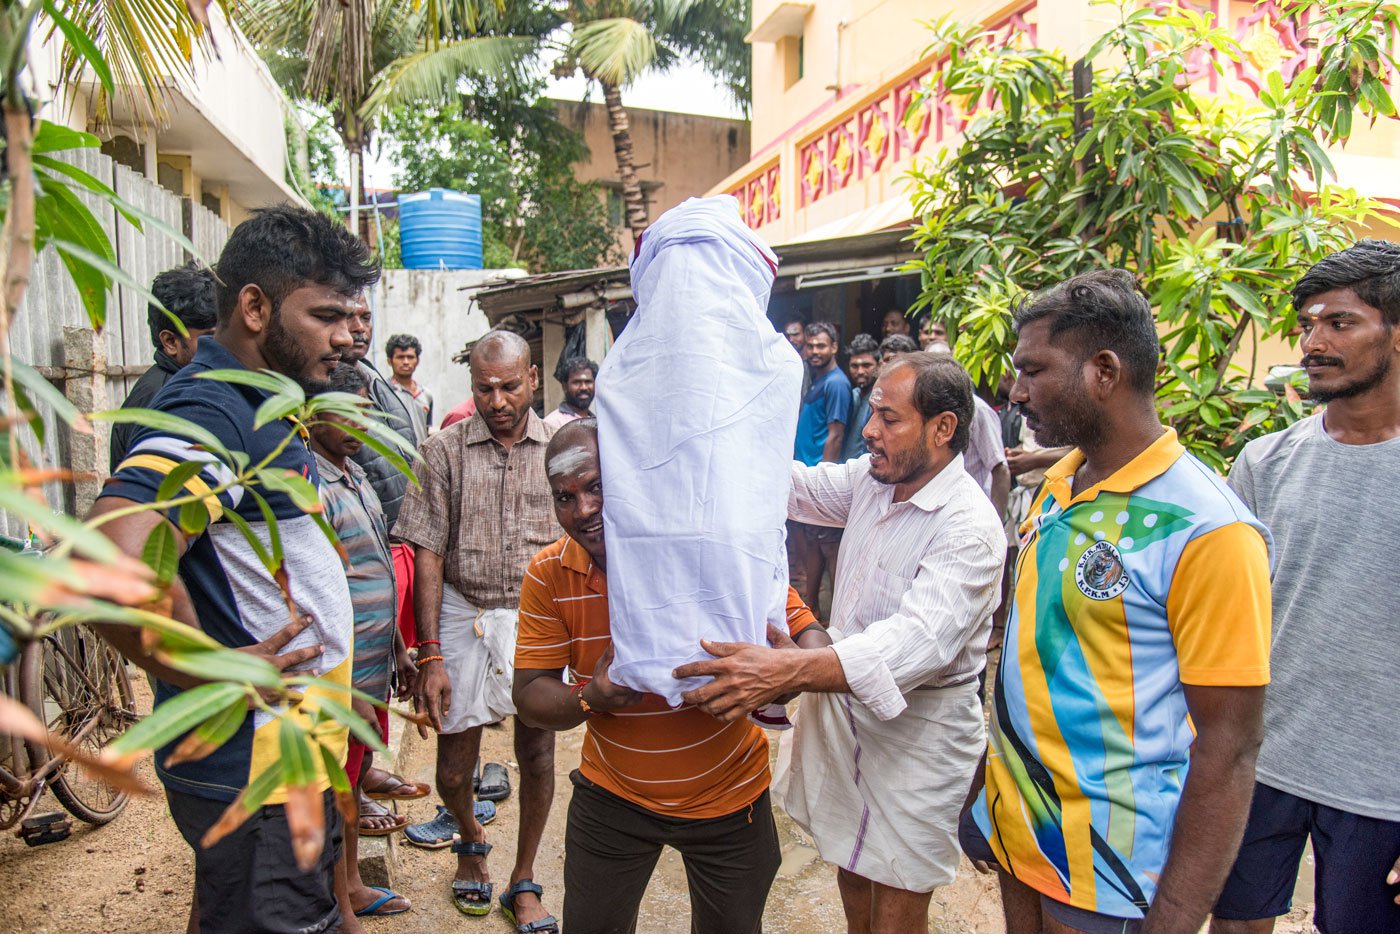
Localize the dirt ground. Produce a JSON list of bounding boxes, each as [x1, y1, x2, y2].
[[1, 675, 1319, 933]]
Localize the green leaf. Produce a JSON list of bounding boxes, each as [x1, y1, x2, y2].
[[158, 646, 284, 689], [155, 460, 212, 503], [255, 469, 322, 514], [1217, 280, 1268, 321], [9, 356, 82, 427], [240, 761, 284, 813], [140, 521, 180, 588], [108, 682, 247, 755], [220, 507, 273, 572], [181, 694, 249, 760], [318, 741, 351, 794], [312, 693, 387, 754], [335, 424, 417, 486], [178, 500, 210, 537], [252, 389, 305, 430], [278, 717, 317, 787], [88, 408, 230, 460], [43, 0, 114, 95], [31, 121, 99, 154], [196, 369, 298, 395], [0, 483, 119, 562], [245, 488, 284, 571]]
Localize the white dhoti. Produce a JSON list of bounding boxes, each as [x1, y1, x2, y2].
[[438, 583, 517, 735], [775, 679, 984, 893]]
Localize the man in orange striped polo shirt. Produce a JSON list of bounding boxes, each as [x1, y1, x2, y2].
[[514, 419, 832, 933]]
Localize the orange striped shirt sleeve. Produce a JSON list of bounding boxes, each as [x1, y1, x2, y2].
[[785, 586, 820, 639], [516, 550, 571, 670]]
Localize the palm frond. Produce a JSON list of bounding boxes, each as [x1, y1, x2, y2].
[[571, 17, 657, 88], [362, 34, 536, 115], [49, 0, 232, 125]]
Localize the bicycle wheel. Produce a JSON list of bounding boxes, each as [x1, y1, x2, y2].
[[22, 625, 137, 824]]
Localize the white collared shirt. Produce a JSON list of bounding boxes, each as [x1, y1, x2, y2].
[[790, 453, 1007, 720]]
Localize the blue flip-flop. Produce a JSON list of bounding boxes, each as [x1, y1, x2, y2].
[[355, 885, 410, 917], [404, 801, 497, 849]]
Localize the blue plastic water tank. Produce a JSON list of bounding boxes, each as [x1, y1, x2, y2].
[[398, 188, 483, 270]]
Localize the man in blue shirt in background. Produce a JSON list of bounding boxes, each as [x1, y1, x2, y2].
[[792, 322, 851, 618], [841, 333, 879, 462]]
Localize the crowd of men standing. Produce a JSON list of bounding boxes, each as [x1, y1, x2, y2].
[[86, 201, 1398, 934]]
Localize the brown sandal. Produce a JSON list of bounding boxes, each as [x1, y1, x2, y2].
[[358, 796, 409, 836], [362, 766, 431, 801]]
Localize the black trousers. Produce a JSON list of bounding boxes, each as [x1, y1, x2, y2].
[[563, 770, 781, 934], [166, 787, 343, 934]]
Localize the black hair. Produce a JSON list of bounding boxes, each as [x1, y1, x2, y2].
[[561, 356, 599, 381], [1012, 268, 1160, 394], [214, 205, 381, 322], [878, 334, 918, 359], [323, 361, 368, 395], [888, 353, 974, 454], [385, 333, 422, 357], [847, 333, 880, 358], [805, 321, 840, 343], [147, 262, 217, 346], [1292, 238, 1400, 328]]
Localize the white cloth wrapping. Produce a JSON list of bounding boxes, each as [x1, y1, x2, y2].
[[596, 196, 802, 705], [437, 583, 517, 734], [774, 676, 984, 892]]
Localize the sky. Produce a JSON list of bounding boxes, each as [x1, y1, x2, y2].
[[356, 57, 745, 192]]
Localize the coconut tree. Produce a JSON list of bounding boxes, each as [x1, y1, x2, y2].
[[366, 0, 751, 245], [242, 0, 528, 237]]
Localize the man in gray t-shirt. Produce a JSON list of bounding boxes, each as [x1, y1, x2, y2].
[[1212, 240, 1400, 934]]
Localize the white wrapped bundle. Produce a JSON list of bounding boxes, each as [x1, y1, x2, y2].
[[596, 196, 802, 705]]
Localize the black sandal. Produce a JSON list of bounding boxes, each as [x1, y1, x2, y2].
[[449, 839, 493, 917], [499, 879, 559, 934]]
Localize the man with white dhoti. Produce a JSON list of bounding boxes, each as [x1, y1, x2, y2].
[[677, 352, 1007, 934]]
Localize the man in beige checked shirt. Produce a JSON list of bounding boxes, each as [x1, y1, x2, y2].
[[678, 352, 1006, 934], [394, 329, 560, 931]]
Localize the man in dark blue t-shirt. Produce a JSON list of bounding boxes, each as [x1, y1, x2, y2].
[[792, 322, 851, 617]]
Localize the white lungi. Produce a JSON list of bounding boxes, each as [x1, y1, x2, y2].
[[775, 677, 984, 893], [438, 583, 517, 735]]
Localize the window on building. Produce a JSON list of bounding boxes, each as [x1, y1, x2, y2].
[[781, 34, 805, 89], [201, 190, 223, 217], [101, 135, 143, 173]]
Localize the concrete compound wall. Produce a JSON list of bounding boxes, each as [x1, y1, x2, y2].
[[365, 269, 526, 418]]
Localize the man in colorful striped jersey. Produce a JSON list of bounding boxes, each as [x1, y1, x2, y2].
[[963, 269, 1273, 934]]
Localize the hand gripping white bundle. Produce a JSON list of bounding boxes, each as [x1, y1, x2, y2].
[[595, 196, 802, 706]]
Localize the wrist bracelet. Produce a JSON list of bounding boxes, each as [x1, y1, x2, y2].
[[571, 681, 594, 715], [415, 654, 445, 667]]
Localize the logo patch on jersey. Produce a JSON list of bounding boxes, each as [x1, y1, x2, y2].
[[1075, 540, 1129, 600]]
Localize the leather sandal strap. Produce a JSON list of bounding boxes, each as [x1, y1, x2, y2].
[[450, 839, 493, 857]]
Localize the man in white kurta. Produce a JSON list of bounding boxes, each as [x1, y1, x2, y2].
[[677, 353, 1006, 933]]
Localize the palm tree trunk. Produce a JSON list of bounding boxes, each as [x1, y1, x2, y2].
[[601, 80, 648, 244]]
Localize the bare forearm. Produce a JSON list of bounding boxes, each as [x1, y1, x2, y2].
[[990, 464, 1011, 522], [790, 646, 849, 693], [1144, 745, 1259, 933], [514, 673, 590, 731], [412, 547, 445, 644], [821, 423, 845, 463], [93, 617, 203, 689]]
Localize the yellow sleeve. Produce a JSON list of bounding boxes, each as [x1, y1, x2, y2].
[[1167, 522, 1271, 686]]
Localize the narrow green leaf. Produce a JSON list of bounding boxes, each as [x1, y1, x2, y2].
[[159, 646, 284, 689], [0, 484, 119, 562], [155, 460, 210, 503], [318, 741, 351, 794], [278, 718, 317, 787], [241, 761, 284, 813], [312, 693, 387, 754], [255, 469, 322, 514], [140, 520, 179, 587], [9, 357, 82, 427], [89, 408, 230, 460], [197, 369, 299, 395], [108, 682, 246, 755], [178, 499, 210, 537], [252, 391, 305, 431], [31, 121, 99, 154], [43, 0, 114, 94], [220, 507, 273, 572]]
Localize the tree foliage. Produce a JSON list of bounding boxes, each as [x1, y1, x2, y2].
[[380, 90, 622, 272], [906, 0, 1400, 470]]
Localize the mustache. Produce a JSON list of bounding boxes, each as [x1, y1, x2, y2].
[[1302, 355, 1342, 367]]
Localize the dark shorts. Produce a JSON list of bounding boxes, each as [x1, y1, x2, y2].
[[166, 787, 343, 934], [1214, 781, 1400, 934], [958, 808, 1143, 934], [564, 770, 780, 934]]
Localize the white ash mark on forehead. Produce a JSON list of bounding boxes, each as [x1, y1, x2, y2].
[[547, 446, 594, 478]]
